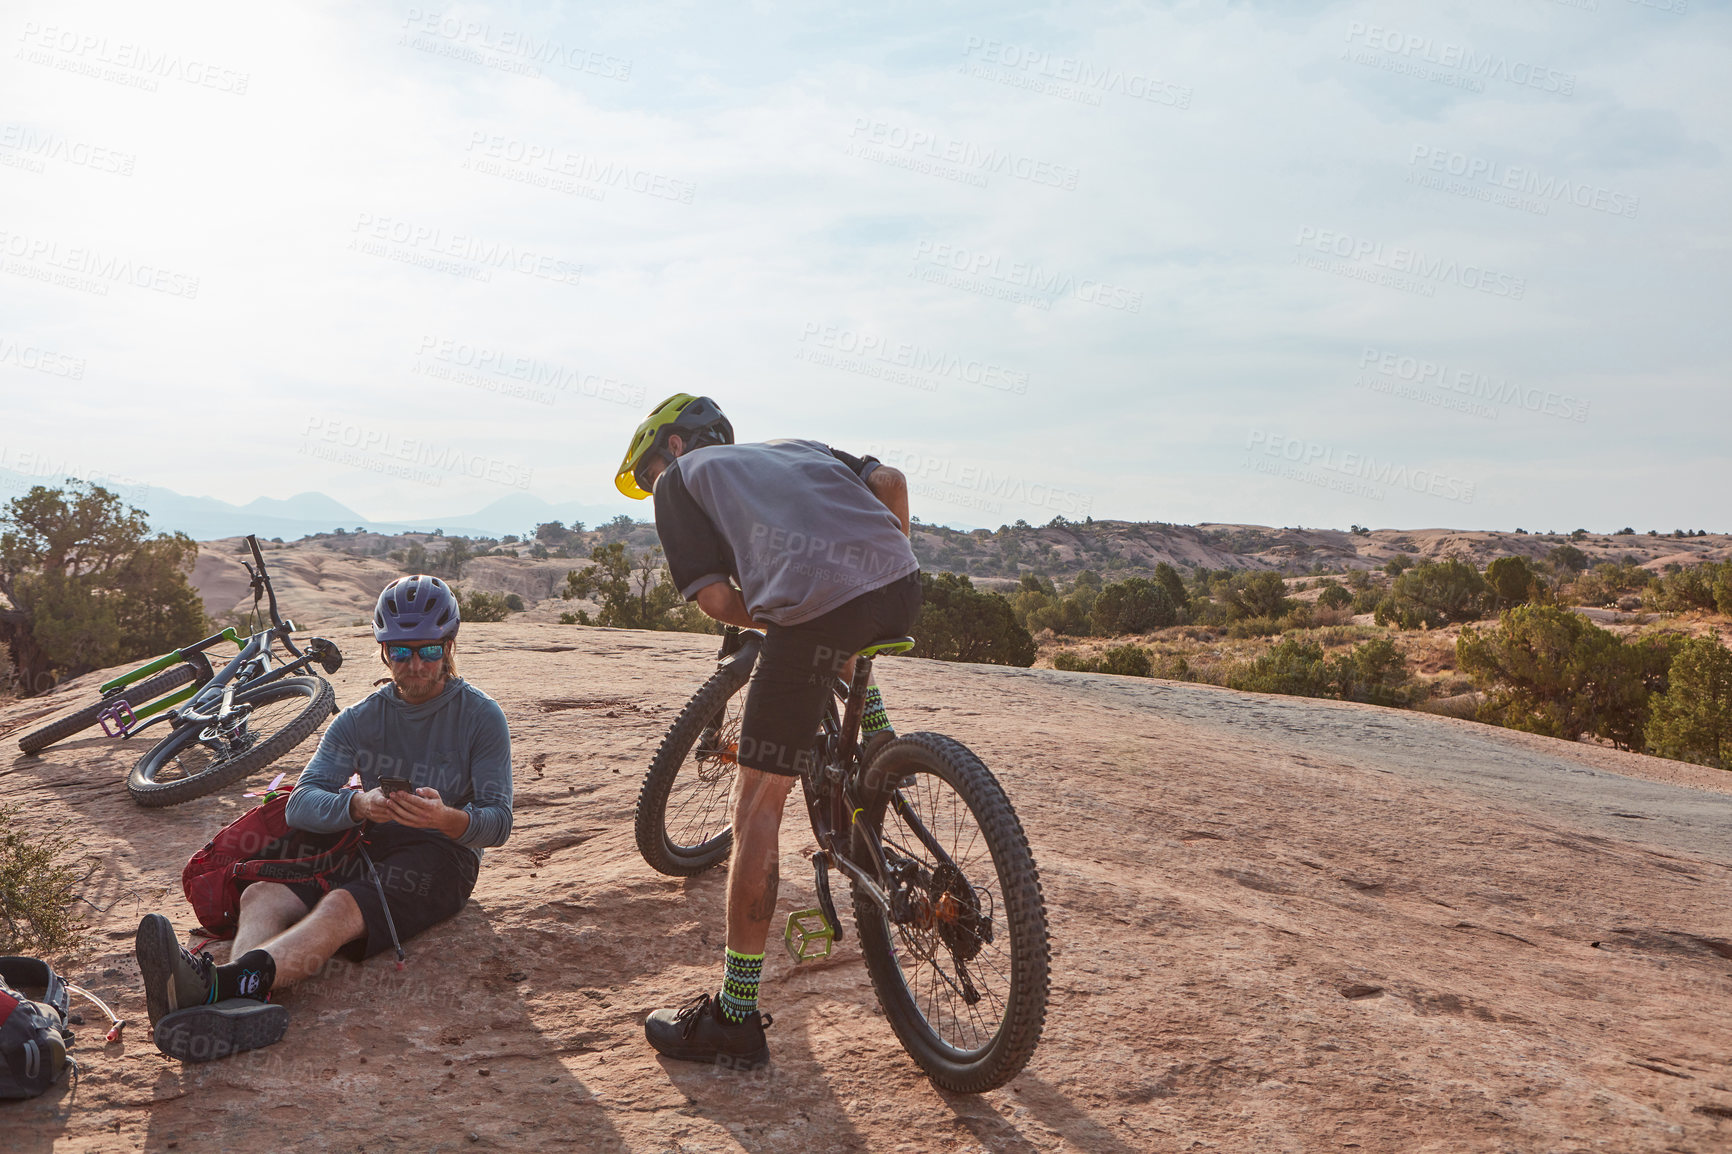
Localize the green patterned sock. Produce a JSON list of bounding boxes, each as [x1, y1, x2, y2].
[[720, 948, 764, 1023], [861, 684, 892, 736]]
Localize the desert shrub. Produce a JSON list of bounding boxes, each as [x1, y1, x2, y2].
[[1374, 559, 1487, 629], [562, 543, 683, 630], [1547, 544, 1590, 574], [1317, 583, 1353, 610], [458, 589, 516, 622], [1097, 645, 1153, 677], [503, 592, 526, 612], [1567, 560, 1651, 608], [1456, 605, 1672, 750], [1644, 637, 1732, 768], [913, 572, 1036, 667], [1090, 578, 1177, 634], [1152, 563, 1189, 611], [558, 610, 590, 625], [1485, 556, 1541, 610], [1051, 650, 1095, 672], [1212, 570, 1290, 621], [1332, 637, 1413, 706], [0, 805, 89, 955], [1225, 615, 1285, 639], [1646, 562, 1726, 614], [0, 482, 209, 696], [1226, 638, 1332, 697], [1384, 555, 1413, 577], [1350, 587, 1382, 614]]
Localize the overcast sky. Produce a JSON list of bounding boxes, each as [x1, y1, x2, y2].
[[1, 0, 1726, 534]]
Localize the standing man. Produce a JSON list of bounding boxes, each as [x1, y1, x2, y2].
[[134, 574, 514, 1061], [614, 394, 920, 1067]]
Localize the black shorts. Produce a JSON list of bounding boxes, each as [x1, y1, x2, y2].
[[737, 571, 922, 777], [284, 823, 480, 961]]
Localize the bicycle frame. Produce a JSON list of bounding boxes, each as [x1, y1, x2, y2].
[[104, 535, 331, 740]]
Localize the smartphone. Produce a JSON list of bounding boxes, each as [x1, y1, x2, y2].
[[379, 776, 415, 796]]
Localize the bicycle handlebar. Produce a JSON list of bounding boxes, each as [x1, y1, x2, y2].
[[244, 534, 303, 656]]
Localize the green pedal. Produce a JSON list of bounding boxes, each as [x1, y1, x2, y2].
[[784, 908, 834, 963]]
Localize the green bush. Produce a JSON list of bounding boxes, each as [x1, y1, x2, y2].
[[1567, 560, 1651, 608], [1, 483, 209, 696], [1091, 577, 1177, 634], [1456, 605, 1675, 750], [1384, 555, 1413, 577], [1644, 637, 1732, 768], [458, 589, 516, 622], [503, 592, 526, 612], [561, 543, 683, 629], [0, 805, 88, 955], [1375, 559, 1487, 629], [558, 610, 590, 625], [1152, 562, 1189, 611], [1547, 544, 1590, 574], [1333, 637, 1412, 706], [1317, 583, 1354, 610], [1350, 587, 1382, 614], [1051, 650, 1095, 672], [1214, 570, 1290, 621], [913, 573, 1035, 667], [1647, 562, 1726, 613], [1485, 556, 1541, 610], [1226, 638, 1332, 697], [1097, 644, 1153, 677]]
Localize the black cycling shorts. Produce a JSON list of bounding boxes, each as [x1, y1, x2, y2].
[[737, 571, 922, 777], [284, 823, 480, 961]]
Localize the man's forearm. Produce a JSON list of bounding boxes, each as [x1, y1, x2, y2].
[[867, 467, 911, 536], [695, 581, 763, 629]]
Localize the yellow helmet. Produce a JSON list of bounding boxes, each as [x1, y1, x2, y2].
[[614, 393, 734, 499]]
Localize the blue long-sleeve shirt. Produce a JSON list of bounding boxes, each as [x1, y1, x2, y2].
[[284, 678, 513, 860]]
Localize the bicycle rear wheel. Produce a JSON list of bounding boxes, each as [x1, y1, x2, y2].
[[850, 732, 1050, 1094], [127, 676, 335, 808], [17, 664, 201, 754], [635, 657, 753, 876]]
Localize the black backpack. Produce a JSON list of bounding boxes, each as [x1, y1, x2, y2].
[[0, 956, 74, 1098]]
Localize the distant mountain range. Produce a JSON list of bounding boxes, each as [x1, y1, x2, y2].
[[0, 468, 643, 542]]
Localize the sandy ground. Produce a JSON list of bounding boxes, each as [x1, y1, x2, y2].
[[2, 623, 1730, 1153]]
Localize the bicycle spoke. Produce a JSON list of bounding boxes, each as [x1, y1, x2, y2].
[[663, 702, 740, 851]]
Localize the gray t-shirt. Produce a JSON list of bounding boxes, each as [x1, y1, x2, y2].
[[284, 678, 513, 861], [653, 438, 919, 626]]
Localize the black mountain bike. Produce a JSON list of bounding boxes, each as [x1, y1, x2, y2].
[[635, 628, 1049, 1093], [17, 535, 343, 807]]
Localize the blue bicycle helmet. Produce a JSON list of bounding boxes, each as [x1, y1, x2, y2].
[[373, 575, 461, 642]]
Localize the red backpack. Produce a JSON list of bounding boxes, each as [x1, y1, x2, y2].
[[182, 786, 366, 937]]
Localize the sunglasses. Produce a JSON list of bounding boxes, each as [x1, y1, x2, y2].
[[386, 643, 445, 664]]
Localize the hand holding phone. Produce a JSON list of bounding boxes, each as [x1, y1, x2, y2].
[[379, 776, 415, 796]]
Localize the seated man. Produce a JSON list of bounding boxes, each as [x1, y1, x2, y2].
[[135, 574, 514, 1061], [613, 393, 919, 1068]]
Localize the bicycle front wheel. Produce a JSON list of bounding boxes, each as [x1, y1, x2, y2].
[[634, 656, 754, 876], [850, 732, 1050, 1094], [127, 676, 335, 807], [17, 664, 200, 754]]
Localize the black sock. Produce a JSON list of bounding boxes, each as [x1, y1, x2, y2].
[[214, 949, 276, 1002]]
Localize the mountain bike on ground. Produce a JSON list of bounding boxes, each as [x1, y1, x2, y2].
[[635, 627, 1050, 1093], [16, 535, 344, 807]]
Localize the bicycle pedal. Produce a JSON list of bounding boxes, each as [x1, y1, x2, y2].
[[96, 701, 136, 737], [784, 908, 834, 963]]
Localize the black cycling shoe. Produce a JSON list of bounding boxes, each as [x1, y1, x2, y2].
[[154, 998, 287, 1062], [645, 992, 772, 1068], [135, 914, 215, 1028]]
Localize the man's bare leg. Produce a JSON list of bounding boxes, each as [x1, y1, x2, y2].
[[726, 766, 795, 954], [243, 888, 367, 989], [231, 882, 311, 956]]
